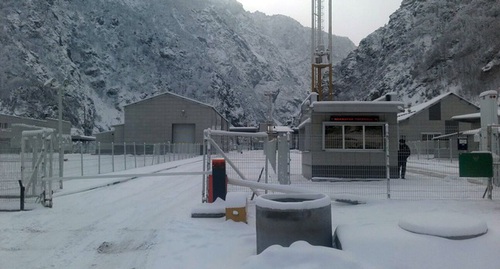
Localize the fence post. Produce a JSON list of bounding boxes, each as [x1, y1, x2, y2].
[[175, 143, 178, 161], [151, 144, 155, 165], [21, 137, 25, 187], [202, 136, 207, 202], [385, 124, 391, 199], [449, 138, 453, 163], [124, 142, 127, 171], [32, 136, 38, 195], [143, 143, 146, 167], [111, 142, 115, 172], [98, 142, 101, 174], [48, 134, 54, 184], [80, 141, 84, 176], [134, 142, 137, 168], [157, 144, 161, 164], [18, 180, 25, 211], [168, 141, 171, 162]]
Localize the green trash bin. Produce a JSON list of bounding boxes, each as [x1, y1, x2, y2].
[[459, 152, 493, 178]]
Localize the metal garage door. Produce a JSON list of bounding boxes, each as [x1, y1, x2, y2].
[[172, 124, 195, 144]]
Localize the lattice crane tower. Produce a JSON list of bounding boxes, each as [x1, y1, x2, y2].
[[311, 0, 333, 101]]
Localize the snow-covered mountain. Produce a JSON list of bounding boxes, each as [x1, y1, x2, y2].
[[333, 0, 500, 106], [0, 0, 355, 134]]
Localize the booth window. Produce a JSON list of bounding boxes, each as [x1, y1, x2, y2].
[[323, 123, 384, 150]]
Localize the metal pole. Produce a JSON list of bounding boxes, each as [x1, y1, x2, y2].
[[18, 180, 25, 211], [328, 0, 333, 62], [202, 136, 207, 202], [134, 142, 137, 168], [143, 143, 146, 166], [32, 137, 38, 195], [48, 134, 53, 182], [21, 137, 25, 186], [449, 138, 453, 163], [151, 144, 155, 165], [124, 142, 127, 170], [98, 142, 101, 174], [311, 0, 315, 63], [487, 125, 493, 200], [385, 124, 390, 199], [111, 142, 115, 172], [168, 142, 171, 162], [80, 141, 83, 176], [58, 83, 64, 189]]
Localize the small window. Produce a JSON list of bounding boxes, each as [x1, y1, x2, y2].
[[344, 125, 363, 149], [324, 125, 343, 149], [365, 125, 384, 149], [445, 120, 459, 134], [429, 102, 441, 120]]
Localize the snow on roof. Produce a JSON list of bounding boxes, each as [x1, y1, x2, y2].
[[479, 90, 498, 97], [271, 126, 293, 133], [0, 113, 71, 124], [12, 123, 47, 130], [398, 92, 477, 122]]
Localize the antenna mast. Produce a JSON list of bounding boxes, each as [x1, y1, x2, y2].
[[311, 0, 333, 101]]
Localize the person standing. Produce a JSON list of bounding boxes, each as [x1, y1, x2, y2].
[[398, 139, 411, 179]]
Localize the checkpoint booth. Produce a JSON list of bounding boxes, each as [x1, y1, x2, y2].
[[299, 100, 403, 179]]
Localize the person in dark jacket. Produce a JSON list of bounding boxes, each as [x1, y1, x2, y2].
[[398, 139, 411, 179]]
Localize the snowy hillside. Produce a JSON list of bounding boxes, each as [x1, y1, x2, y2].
[[0, 0, 355, 134], [333, 0, 500, 106]]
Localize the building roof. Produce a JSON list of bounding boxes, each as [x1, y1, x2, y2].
[[125, 91, 213, 109], [0, 113, 71, 125], [124, 91, 229, 124], [397, 92, 478, 122]]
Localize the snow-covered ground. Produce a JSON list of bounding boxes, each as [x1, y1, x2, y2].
[[1, 156, 500, 269]]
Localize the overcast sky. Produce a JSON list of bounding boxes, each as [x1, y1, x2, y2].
[[236, 0, 403, 45]]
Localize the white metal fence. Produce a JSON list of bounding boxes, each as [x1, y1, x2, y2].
[[204, 130, 498, 201], [0, 141, 201, 210]]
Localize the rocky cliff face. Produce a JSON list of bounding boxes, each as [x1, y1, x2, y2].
[[333, 0, 500, 106], [0, 0, 355, 134]]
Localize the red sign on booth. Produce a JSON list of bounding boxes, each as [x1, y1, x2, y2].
[[330, 116, 380, 122]]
